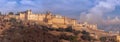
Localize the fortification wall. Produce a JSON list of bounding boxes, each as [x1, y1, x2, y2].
[[7, 10, 98, 29]]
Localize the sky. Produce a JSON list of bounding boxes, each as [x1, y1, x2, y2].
[[0, 0, 120, 24], [0, 0, 96, 19]]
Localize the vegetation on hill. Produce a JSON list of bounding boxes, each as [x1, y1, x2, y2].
[[0, 17, 99, 42]]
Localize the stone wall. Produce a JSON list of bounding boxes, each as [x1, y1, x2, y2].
[[17, 10, 77, 27], [6, 10, 99, 29]]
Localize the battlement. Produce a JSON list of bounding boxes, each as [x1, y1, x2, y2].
[[6, 10, 97, 29]]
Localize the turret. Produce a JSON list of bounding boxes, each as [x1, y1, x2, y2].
[[46, 11, 52, 19], [26, 9, 32, 15], [46, 11, 52, 15], [44, 11, 52, 24], [71, 19, 77, 26], [83, 22, 88, 25]]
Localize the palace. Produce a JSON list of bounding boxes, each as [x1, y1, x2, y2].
[[7, 10, 97, 29], [7, 10, 76, 28]]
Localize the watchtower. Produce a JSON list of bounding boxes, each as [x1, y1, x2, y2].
[[26, 9, 32, 15]]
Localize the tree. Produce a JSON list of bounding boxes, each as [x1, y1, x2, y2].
[[81, 30, 89, 35], [8, 12, 14, 15], [69, 36, 78, 42], [65, 26, 73, 32], [100, 37, 117, 42], [100, 37, 107, 42], [0, 12, 1, 15], [73, 31, 81, 35], [81, 30, 92, 41], [56, 28, 64, 32], [81, 34, 91, 41], [10, 18, 17, 23]]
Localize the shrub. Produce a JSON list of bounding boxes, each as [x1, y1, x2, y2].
[[65, 26, 73, 32], [56, 28, 64, 32], [69, 35, 78, 42], [10, 18, 16, 23], [81, 35, 91, 41], [73, 31, 81, 35], [81, 30, 89, 35]]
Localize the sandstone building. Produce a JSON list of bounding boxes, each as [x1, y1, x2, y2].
[[7, 10, 97, 29], [19, 10, 76, 28], [100, 35, 120, 42], [79, 22, 97, 29], [7, 10, 77, 28]]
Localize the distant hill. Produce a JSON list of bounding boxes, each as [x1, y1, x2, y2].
[[99, 24, 120, 32]]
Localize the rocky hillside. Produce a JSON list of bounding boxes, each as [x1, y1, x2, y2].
[[0, 17, 60, 42], [0, 17, 101, 42]]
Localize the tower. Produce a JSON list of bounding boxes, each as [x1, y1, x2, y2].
[[44, 11, 52, 24], [83, 22, 88, 25], [46, 11, 52, 19], [71, 19, 76, 26], [25, 9, 32, 20], [46, 11, 52, 15], [26, 9, 32, 15]]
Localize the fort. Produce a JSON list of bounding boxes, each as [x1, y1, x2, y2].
[[1, 10, 120, 42], [6, 10, 97, 29]]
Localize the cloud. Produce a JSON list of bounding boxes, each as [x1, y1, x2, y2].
[[79, 0, 120, 31], [80, 0, 120, 24], [0, 0, 44, 13], [105, 16, 120, 24], [20, 0, 36, 6], [0, 1, 17, 13], [0, 0, 96, 19], [0, 0, 120, 21]]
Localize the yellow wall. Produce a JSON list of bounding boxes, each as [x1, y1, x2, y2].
[[28, 14, 39, 20], [38, 15, 46, 21], [19, 13, 25, 20], [50, 18, 65, 24], [18, 10, 78, 28], [116, 36, 120, 42], [27, 14, 46, 21]]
